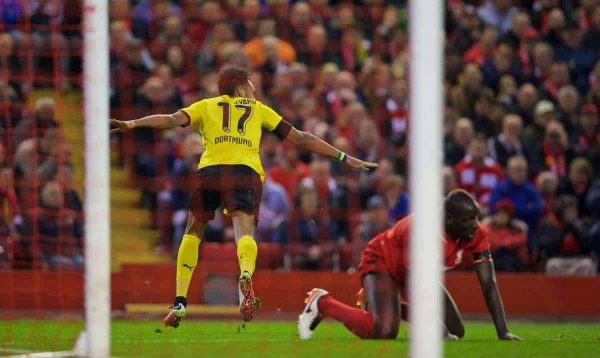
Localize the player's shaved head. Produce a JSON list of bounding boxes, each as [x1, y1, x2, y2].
[[444, 189, 480, 241], [218, 65, 252, 96]]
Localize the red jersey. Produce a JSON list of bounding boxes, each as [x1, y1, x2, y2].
[[358, 216, 491, 287], [454, 156, 504, 208]]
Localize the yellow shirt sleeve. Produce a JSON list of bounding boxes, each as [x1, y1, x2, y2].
[[258, 101, 282, 131], [180, 100, 204, 130]]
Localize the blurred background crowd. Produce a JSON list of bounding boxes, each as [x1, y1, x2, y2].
[[1, 0, 599, 274]]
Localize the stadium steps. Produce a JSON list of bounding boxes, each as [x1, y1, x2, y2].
[[29, 90, 169, 272]]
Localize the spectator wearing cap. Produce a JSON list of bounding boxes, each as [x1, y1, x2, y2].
[[573, 104, 599, 159], [555, 21, 596, 92], [535, 195, 596, 275], [477, 0, 518, 34], [489, 155, 544, 242], [558, 157, 595, 217], [455, 134, 505, 214], [482, 199, 528, 272], [524, 99, 555, 149]]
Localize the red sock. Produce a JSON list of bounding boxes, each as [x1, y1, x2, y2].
[[318, 294, 374, 339]]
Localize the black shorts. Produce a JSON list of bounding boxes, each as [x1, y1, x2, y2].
[[189, 165, 263, 223]]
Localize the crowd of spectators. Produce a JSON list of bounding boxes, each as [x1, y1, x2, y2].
[[107, 0, 600, 274], [4, 0, 599, 274], [0, 0, 84, 270]]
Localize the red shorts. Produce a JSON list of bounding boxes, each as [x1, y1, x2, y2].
[[189, 165, 263, 223], [357, 234, 407, 289]]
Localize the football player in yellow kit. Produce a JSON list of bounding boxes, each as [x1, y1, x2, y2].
[[110, 65, 378, 326]]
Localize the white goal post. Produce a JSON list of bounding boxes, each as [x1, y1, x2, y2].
[[408, 0, 444, 357], [83, 0, 111, 356]]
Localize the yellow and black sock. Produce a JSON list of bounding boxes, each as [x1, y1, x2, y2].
[[175, 234, 201, 301], [237, 235, 258, 276]]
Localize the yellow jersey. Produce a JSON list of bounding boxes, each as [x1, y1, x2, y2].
[[180, 95, 290, 180]]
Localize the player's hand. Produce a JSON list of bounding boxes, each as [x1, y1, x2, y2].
[[110, 118, 135, 133], [499, 332, 522, 341], [346, 155, 378, 171]]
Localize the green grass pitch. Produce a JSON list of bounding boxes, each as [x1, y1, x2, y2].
[[1, 320, 599, 357]]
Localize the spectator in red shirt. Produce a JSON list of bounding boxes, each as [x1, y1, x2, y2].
[[455, 133, 505, 214], [463, 26, 498, 66], [383, 78, 409, 138], [482, 199, 528, 272], [268, 140, 310, 202]]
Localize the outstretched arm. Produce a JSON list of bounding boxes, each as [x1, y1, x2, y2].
[[285, 127, 378, 171], [110, 111, 189, 133], [473, 257, 521, 341]]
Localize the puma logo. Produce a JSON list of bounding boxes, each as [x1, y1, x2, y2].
[[182, 264, 194, 272]]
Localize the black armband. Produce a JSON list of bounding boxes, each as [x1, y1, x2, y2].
[[272, 119, 293, 140], [178, 110, 191, 127], [473, 250, 493, 264]]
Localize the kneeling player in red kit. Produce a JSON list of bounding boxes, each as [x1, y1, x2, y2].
[[298, 190, 521, 341]]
